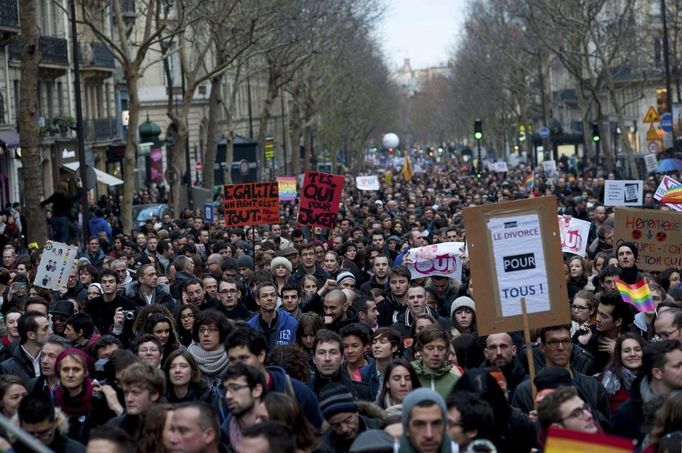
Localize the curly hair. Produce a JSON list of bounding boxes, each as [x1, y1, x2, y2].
[[132, 304, 174, 336], [267, 344, 310, 382]]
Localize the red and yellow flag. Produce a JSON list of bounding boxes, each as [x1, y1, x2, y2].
[[545, 427, 632, 453], [402, 156, 414, 181]]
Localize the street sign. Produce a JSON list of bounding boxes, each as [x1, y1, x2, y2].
[[647, 125, 659, 140], [647, 140, 660, 154], [539, 127, 550, 140], [643, 106, 660, 123], [203, 203, 214, 223], [661, 113, 673, 132]]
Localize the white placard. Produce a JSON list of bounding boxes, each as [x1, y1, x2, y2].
[[355, 175, 380, 191], [603, 180, 644, 206], [557, 215, 591, 255], [403, 242, 464, 281], [488, 214, 550, 316], [654, 175, 682, 211], [542, 160, 557, 175], [644, 154, 658, 173], [33, 241, 79, 291], [493, 162, 509, 173]]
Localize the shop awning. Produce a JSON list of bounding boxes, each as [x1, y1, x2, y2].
[[0, 129, 20, 148], [62, 162, 124, 186]]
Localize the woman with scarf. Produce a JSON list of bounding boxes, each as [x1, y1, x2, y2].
[[600, 333, 646, 413], [186, 309, 231, 390], [53, 348, 93, 440]]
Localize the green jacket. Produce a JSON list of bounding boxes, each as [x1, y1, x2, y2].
[[398, 433, 454, 452], [411, 360, 459, 400]]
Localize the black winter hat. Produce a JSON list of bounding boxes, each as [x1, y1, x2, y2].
[[319, 383, 358, 420]]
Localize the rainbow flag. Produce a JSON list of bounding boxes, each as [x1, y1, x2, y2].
[[545, 427, 632, 453], [276, 177, 297, 201], [615, 278, 655, 313], [660, 184, 682, 204], [524, 174, 534, 192]]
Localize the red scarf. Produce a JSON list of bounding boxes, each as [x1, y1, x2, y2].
[[54, 378, 94, 417]]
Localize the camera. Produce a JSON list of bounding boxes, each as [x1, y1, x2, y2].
[[123, 310, 135, 321], [92, 358, 119, 401]]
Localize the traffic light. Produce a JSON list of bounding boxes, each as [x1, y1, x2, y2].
[[591, 122, 600, 142], [474, 119, 483, 140]]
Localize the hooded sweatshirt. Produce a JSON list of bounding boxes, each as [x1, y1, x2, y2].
[[411, 360, 461, 400]]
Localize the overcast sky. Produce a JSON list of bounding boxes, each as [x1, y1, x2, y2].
[[379, 0, 469, 70]]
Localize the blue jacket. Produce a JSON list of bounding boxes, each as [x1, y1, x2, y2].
[[246, 310, 298, 349]]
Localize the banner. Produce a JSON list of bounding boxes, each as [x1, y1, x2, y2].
[[604, 180, 643, 206], [298, 170, 344, 229], [614, 207, 682, 271], [276, 176, 297, 201], [545, 427, 632, 453], [223, 182, 280, 227], [356, 175, 380, 191], [402, 242, 464, 280], [33, 241, 78, 291], [493, 162, 508, 173], [654, 175, 682, 211], [488, 214, 551, 316], [558, 215, 591, 255], [542, 160, 557, 175]]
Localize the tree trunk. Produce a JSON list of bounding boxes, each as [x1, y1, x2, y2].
[[19, 0, 46, 245], [121, 70, 140, 233], [256, 78, 279, 181], [303, 124, 313, 171], [170, 117, 189, 215], [288, 97, 302, 176], [203, 73, 223, 188]]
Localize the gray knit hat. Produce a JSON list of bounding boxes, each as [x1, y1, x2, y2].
[[319, 383, 358, 420], [237, 255, 253, 269], [450, 296, 476, 317], [349, 429, 394, 452], [270, 256, 292, 273], [401, 388, 447, 430]]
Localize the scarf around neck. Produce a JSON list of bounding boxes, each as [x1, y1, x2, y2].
[[187, 342, 229, 377]]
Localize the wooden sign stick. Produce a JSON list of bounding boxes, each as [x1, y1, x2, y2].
[[521, 297, 537, 403]]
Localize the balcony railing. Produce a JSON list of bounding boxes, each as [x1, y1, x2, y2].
[[83, 117, 119, 143], [8, 36, 69, 66], [79, 42, 115, 68], [0, 0, 19, 28]]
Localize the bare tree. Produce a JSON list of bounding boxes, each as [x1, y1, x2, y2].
[[19, 0, 47, 244]]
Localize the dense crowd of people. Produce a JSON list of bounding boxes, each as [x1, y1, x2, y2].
[[0, 162, 680, 453]]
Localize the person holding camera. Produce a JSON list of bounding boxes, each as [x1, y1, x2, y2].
[[85, 269, 139, 345]]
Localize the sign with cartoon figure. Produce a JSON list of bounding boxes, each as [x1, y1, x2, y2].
[[33, 241, 79, 291]]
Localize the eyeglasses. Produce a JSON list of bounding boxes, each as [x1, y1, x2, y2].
[[219, 289, 238, 295], [658, 327, 681, 340], [561, 404, 591, 422], [180, 314, 194, 321], [199, 326, 219, 335], [224, 384, 250, 394], [571, 305, 589, 312]]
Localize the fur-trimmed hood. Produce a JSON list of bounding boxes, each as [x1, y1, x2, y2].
[[7, 406, 70, 442]]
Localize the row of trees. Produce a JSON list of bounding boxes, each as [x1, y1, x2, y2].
[[405, 0, 677, 173], [20, 0, 400, 242]]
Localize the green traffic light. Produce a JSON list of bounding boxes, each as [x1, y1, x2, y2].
[[592, 136, 600, 142], [474, 132, 482, 140]]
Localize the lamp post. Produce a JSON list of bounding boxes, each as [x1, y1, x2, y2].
[[67, 0, 88, 248]]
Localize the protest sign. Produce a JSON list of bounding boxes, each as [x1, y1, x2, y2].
[[356, 175, 380, 191], [403, 242, 464, 281], [463, 197, 569, 335], [542, 160, 557, 175], [276, 176, 297, 201], [654, 175, 682, 211], [604, 180, 643, 206], [614, 207, 682, 271], [33, 241, 79, 291], [644, 154, 658, 174], [493, 162, 508, 173], [557, 215, 591, 255], [298, 170, 344, 229], [223, 182, 280, 227]]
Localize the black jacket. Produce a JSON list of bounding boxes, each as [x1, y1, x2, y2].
[[85, 294, 139, 334], [0, 343, 38, 381], [611, 375, 654, 447], [481, 356, 528, 400], [308, 368, 371, 402], [320, 414, 381, 453], [125, 281, 177, 313]]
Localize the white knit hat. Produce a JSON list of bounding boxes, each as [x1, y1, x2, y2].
[[450, 296, 476, 317], [270, 256, 292, 273]]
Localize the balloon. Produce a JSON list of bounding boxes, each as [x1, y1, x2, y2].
[[382, 133, 399, 149]]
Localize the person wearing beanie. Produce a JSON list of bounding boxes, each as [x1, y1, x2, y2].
[[336, 271, 356, 290], [271, 256, 293, 298], [349, 429, 394, 453], [399, 388, 453, 453], [319, 383, 382, 453], [237, 254, 254, 282], [449, 296, 477, 338], [616, 241, 643, 284]]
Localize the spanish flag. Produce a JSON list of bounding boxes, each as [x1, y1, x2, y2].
[[402, 156, 414, 181], [545, 428, 632, 453]]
